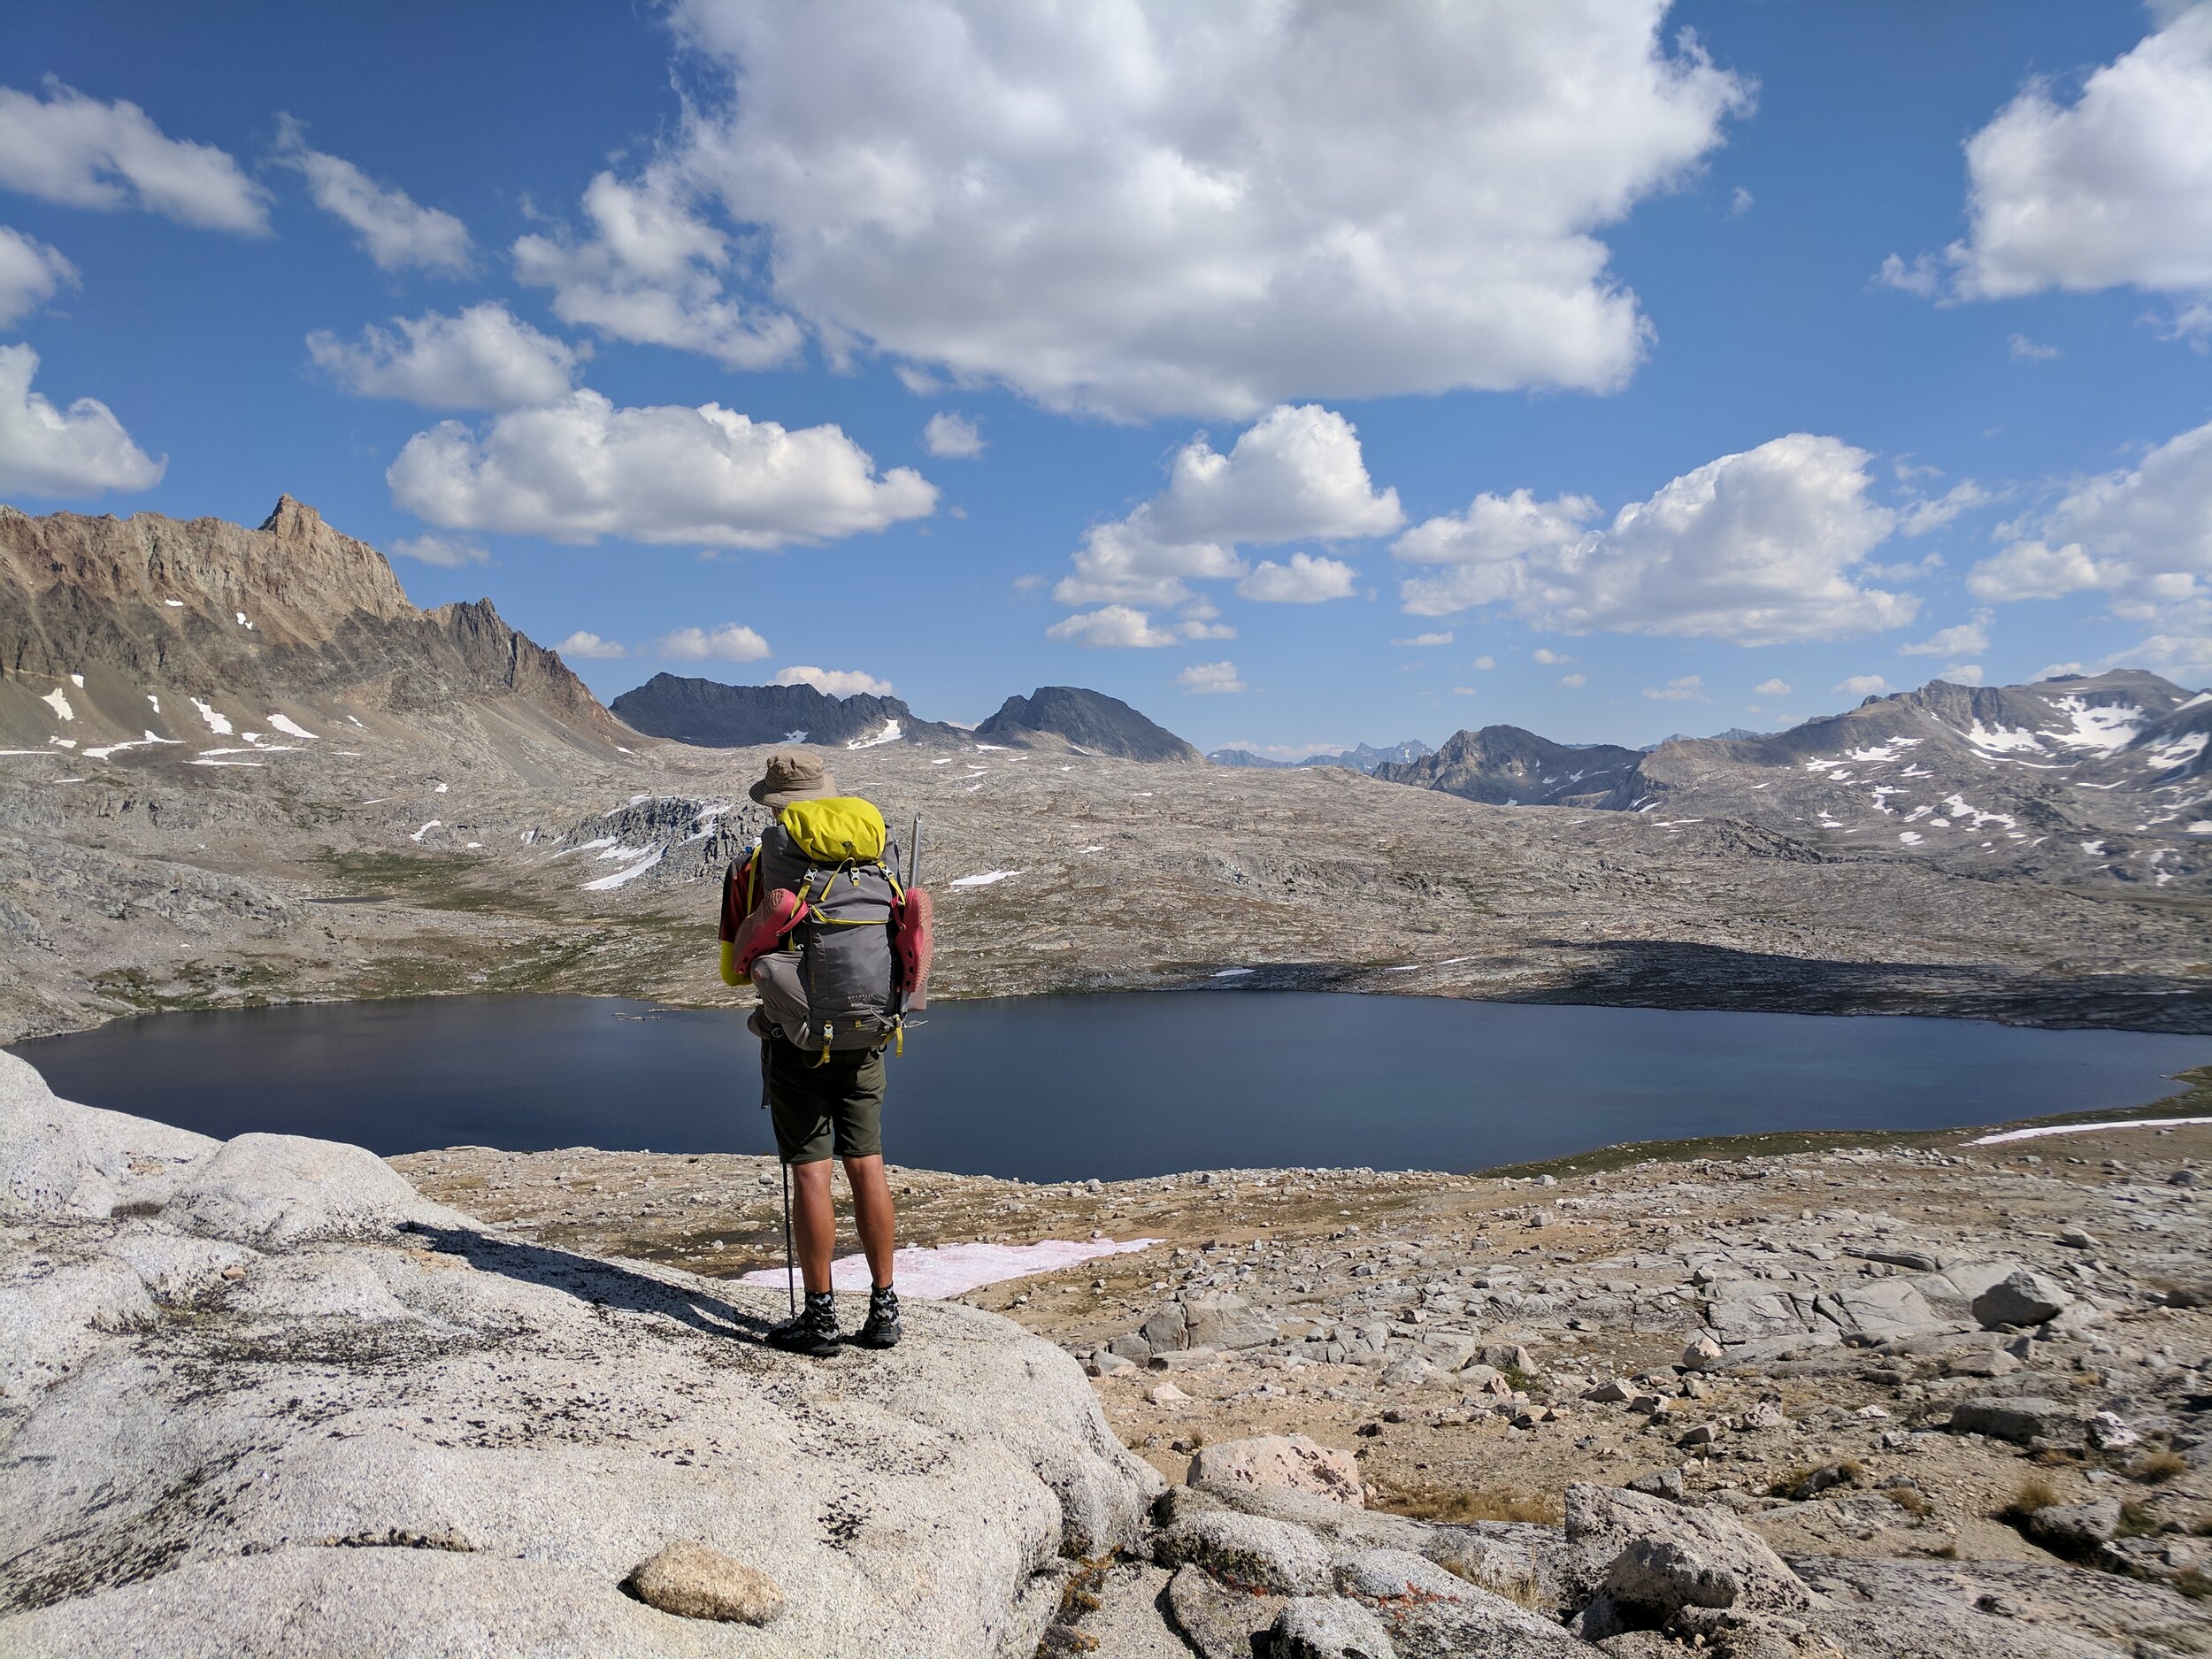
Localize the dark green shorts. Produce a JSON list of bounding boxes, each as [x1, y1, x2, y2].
[[765, 1038, 887, 1165]]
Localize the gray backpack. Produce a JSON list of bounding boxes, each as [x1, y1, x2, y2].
[[748, 812, 905, 1056]]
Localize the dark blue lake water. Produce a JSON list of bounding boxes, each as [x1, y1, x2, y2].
[[13, 993, 2212, 1181]]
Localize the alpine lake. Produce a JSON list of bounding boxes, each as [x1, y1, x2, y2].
[[15, 991, 2212, 1181]]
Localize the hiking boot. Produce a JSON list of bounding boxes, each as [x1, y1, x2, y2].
[[853, 1286, 902, 1350], [766, 1291, 841, 1358]]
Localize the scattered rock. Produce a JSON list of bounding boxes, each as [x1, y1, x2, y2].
[[1970, 1270, 2072, 1330], [1156, 1509, 1334, 1595], [161, 1132, 452, 1248], [1947, 1396, 2087, 1447], [624, 1540, 785, 1624], [2024, 1498, 2122, 1552], [1187, 1433, 1363, 1507], [1164, 1562, 1279, 1659], [1269, 1594, 1398, 1659]]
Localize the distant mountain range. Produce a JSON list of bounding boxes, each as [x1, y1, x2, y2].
[[1379, 672, 2210, 887], [1209, 739, 1434, 773], [608, 674, 967, 750], [975, 686, 1203, 763]]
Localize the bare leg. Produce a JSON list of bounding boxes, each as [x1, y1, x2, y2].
[[842, 1154, 898, 1289], [788, 1158, 836, 1294]]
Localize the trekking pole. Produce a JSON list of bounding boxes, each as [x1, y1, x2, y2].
[[763, 1033, 795, 1319], [908, 816, 922, 887]]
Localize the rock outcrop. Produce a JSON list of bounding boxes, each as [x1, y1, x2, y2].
[[0, 1051, 1158, 1657], [608, 672, 967, 751], [973, 686, 1202, 763]]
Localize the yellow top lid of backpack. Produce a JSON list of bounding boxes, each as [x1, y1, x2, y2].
[[778, 795, 887, 864]]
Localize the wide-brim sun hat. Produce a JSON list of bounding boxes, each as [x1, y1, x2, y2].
[[749, 747, 838, 808]]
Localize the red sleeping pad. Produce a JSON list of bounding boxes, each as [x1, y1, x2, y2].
[[894, 884, 933, 1010]]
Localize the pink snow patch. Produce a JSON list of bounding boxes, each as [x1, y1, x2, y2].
[[1970, 1117, 2212, 1146], [741, 1236, 1159, 1298]]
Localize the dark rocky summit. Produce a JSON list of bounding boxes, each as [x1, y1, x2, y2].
[[975, 685, 1202, 762], [1375, 726, 1643, 805], [608, 672, 965, 751]]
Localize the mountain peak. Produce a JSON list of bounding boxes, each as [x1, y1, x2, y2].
[[974, 686, 1201, 762], [257, 495, 326, 540]]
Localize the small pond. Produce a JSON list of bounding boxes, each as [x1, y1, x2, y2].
[[15, 992, 2212, 1181]]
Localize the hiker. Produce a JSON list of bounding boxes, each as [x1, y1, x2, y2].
[[718, 749, 932, 1358]]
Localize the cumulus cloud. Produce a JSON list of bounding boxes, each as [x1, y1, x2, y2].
[[0, 342, 163, 497], [1899, 611, 1991, 657], [774, 664, 892, 697], [309, 304, 583, 410], [513, 168, 801, 371], [1558, 672, 1587, 688], [1937, 663, 1985, 685], [1532, 647, 1575, 665], [1942, 6, 2212, 305], [273, 116, 471, 273], [387, 390, 936, 548], [1970, 416, 2212, 624], [659, 623, 772, 662], [1471, 654, 1497, 670], [1057, 404, 1398, 606], [1045, 604, 1178, 648], [1237, 552, 1357, 603], [1397, 434, 1918, 644], [1898, 479, 1993, 535], [388, 533, 488, 568], [1177, 660, 1245, 695], [0, 80, 266, 232], [639, 0, 1750, 418], [1753, 677, 1791, 696], [1392, 630, 1453, 647], [923, 411, 984, 457], [1833, 673, 1888, 697], [556, 630, 626, 659], [2008, 332, 2061, 361], [1642, 674, 1707, 701], [0, 227, 76, 325]]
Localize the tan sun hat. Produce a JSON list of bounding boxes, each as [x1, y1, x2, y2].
[[749, 748, 838, 809]]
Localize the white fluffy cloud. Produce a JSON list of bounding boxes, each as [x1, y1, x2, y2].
[[923, 411, 984, 458], [1753, 677, 1791, 696], [1392, 630, 1452, 648], [1642, 674, 1706, 701], [1177, 660, 1245, 695], [513, 169, 801, 370], [1397, 434, 1918, 644], [1898, 611, 1991, 657], [662, 623, 772, 662], [0, 227, 75, 325], [1532, 647, 1575, 665], [273, 117, 471, 273], [1833, 673, 1888, 697], [0, 81, 267, 232], [556, 630, 627, 659], [0, 343, 163, 497], [774, 664, 892, 697], [641, 0, 1749, 418], [1942, 5, 2212, 303], [1971, 416, 2212, 619], [309, 304, 583, 410], [1237, 552, 1356, 604], [1558, 672, 1587, 688], [1471, 654, 1497, 671], [1938, 664, 1985, 686], [1057, 404, 1398, 606], [1046, 604, 1178, 648], [387, 390, 936, 548], [388, 533, 488, 568]]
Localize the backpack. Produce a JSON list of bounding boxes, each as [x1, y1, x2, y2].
[[735, 796, 910, 1058]]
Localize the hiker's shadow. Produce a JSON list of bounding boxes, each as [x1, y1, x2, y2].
[[403, 1222, 778, 1340]]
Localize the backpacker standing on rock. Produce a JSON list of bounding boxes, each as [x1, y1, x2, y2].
[[718, 749, 933, 1358]]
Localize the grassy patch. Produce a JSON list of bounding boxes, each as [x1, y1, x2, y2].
[[308, 849, 565, 917], [2002, 1475, 2062, 1520], [1371, 1479, 1562, 1526], [2134, 1448, 2191, 1484]]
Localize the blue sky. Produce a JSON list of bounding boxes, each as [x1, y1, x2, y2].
[[3, 1, 2208, 753]]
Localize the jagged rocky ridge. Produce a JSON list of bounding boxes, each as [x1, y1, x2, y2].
[[609, 672, 968, 751], [975, 685, 1204, 763], [1379, 672, 2212, 888], [0, 497, 623, 755]]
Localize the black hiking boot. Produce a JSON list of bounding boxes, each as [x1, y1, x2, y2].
[[766, 1291, 841, 1358], [853, 1286, 902, 1350]]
